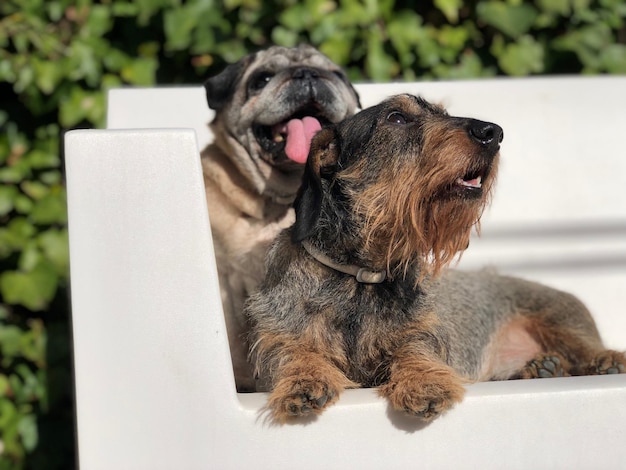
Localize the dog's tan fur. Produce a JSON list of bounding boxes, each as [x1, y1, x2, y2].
[[201, 44, 360, 391], [245, 95, 626, 422]]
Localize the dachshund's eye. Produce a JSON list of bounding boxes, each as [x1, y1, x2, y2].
[[386, 112, 407, 125], [248, 71, 274, 92]]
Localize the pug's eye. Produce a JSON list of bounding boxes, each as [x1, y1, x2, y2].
[[386, 112, 407, 125], [248, 72, 274, 92], [332, 70, 348, 82]]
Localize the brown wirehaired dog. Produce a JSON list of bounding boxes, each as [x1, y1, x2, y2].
[[245, 94, 626, 423]]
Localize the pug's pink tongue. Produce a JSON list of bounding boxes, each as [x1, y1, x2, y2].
[[284, 117, 322, 164]]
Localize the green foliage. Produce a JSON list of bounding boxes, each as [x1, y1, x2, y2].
[[0, 0, 624, 467]]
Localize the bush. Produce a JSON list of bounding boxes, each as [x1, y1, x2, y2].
[[1, 0, 624, 467]]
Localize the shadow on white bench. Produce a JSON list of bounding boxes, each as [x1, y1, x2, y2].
[[65, 78, 626, 469]]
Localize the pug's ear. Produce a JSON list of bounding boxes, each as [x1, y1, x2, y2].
[[349, 84, 363, 110], [204, 54, 255, 110], [292, 128, 340, 243]]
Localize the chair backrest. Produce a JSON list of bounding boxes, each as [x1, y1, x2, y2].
[[65, 78, 626, 470], [106, 78, 626, 347]]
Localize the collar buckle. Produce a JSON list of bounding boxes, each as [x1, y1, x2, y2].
[[355, 267, 387, 284]]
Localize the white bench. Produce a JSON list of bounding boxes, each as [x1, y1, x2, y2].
[[65, 78, 626, 469]]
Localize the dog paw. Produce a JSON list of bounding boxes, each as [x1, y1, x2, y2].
[[585, 350, 626, 375], [379, 369, 465, 422], [267, 376, 340, 422], [518, 354, 570, 379]]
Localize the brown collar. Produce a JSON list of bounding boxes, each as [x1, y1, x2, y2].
[[301, 240, 387, 284]]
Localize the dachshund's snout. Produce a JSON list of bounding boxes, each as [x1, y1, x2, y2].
[[468, 120, 503, 146]]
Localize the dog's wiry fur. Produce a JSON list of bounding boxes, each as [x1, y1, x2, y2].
[[201, 44, 360, 391], [245, 94, 626, 423]]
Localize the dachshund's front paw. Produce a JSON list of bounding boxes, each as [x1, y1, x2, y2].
[[268, 375, 340, 422], [380, 367, 465, 421], [266, 359, 359, 423]]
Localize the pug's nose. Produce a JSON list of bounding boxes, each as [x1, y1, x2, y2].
[[292, 67, 320, 80]]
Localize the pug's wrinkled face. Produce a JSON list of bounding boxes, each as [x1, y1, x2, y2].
[[205, 44, 361, 175]]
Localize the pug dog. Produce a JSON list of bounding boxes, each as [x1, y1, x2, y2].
[[201, 44, 361, 391]]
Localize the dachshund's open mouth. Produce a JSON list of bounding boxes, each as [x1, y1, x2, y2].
[[452, 164, 492, 198], [456, 169, 484, 190]]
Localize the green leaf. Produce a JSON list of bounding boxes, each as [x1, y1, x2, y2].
[[438, 25, 470, 50], [319, 34, 356, 65], [0, 261, 59, 311], [84, 5, 113, 37], [0, 399, 19, 433], [477, 1, 538, 38], [17, 414, 38, 452], [24, 148, 60, 169], [46, 1, 64, 21], [271, 26, 299, 48], [28, 187, 67, 225], [19, 320, 46, 367], [33, 58, 64, 95], [0, 161, 31, 183], [14, 194, 34, 215], [59, 88, 106, 127], [553, 23, 614, 72], [537, 0, 571, 16], [0, 185, 18, 216], [388, 10, 426, 46], [38, 229, 69, 276], [0, 325, 24, 363], [120, 57, 157, 86], [0, 374, 9, 395], [434, 50, 496, 79], [164, 7, 200, 50], [14, 363, 45, 402], [601, 44, 626, 73], [19, 241, 42, 272], [279, 4, 309, 31], [0, 218, 37, 256], [20, 180, 48, 200], [498, 35, 545, 75], [365, 27, 399, 81], [435, 0, 462, 23]]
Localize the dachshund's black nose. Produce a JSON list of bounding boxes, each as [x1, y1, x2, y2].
[[468, 120, 504, 146]]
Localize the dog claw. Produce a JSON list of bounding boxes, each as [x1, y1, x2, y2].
[[380, 368, 465, 422], [542, 358, 557, 373], [537, 368, 552, 378], [411, 401, 440, 419], [269, 377, 341, 421], [587, 351, 626, 375], [315, 395, 329, 407], [519, 354, 568, 379]]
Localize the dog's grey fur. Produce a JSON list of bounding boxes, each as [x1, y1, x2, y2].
[[245, 94, 626, 422], [201, 44, 360, 391]]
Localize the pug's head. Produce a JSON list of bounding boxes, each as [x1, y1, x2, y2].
[[204, 44, 361, 202]]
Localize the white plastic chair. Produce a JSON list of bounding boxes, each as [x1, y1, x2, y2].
[[65, 78, 626, 469]]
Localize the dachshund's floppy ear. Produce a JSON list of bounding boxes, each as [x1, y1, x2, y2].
[[291, 128, 340, 242], [203, 54, 255, 110]]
